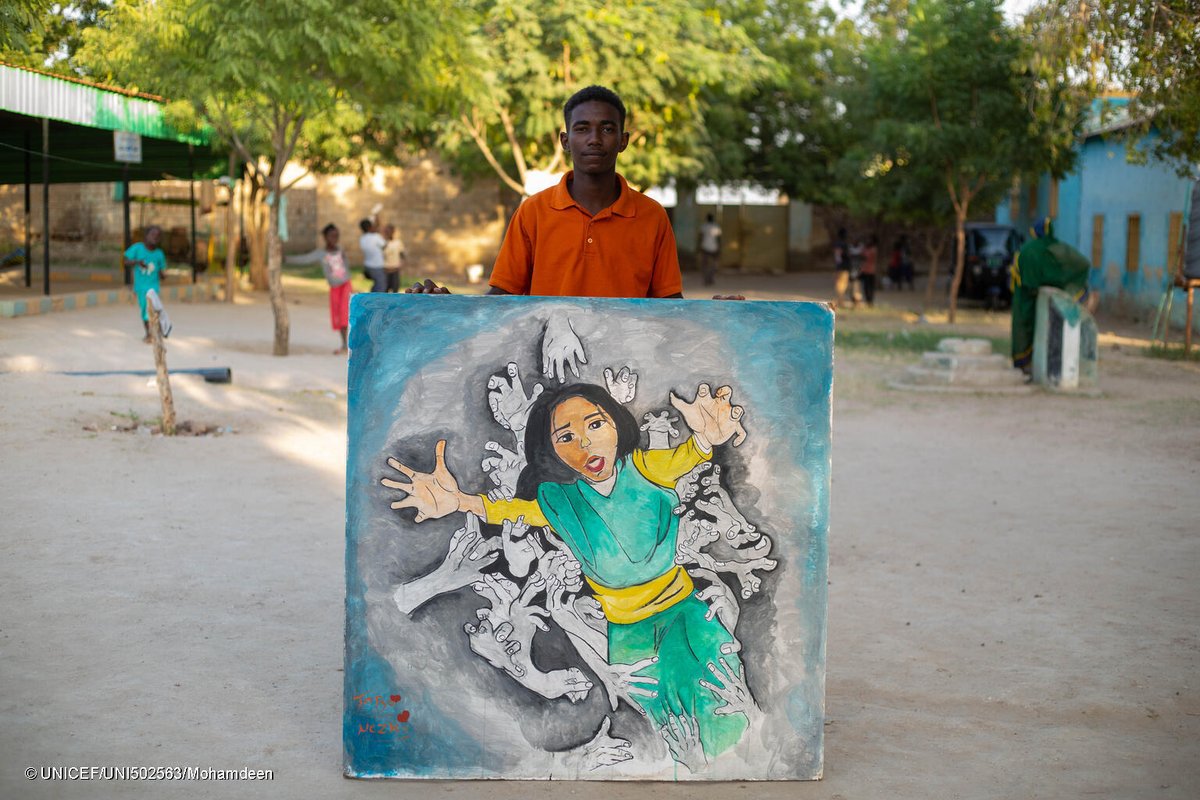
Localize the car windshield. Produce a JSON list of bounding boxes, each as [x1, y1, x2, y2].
[[971, 228, 1012, 258]]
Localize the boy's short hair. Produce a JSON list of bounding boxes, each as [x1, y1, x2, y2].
[[359, 218, 373, 233], [322, 223, 338, 236], [563, 85, 626, 131]]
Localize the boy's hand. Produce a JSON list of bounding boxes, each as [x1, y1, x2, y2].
[[405, 279, 451, 294]]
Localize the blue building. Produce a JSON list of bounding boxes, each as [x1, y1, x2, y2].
[[997, 98, 1199, 332]]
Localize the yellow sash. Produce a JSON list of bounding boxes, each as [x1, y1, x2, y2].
[[586, 566, 694, 625]]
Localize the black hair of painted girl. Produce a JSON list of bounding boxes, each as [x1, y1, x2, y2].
[[516, 383, 641, 500]]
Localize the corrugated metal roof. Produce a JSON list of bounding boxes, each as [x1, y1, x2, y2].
[[0, 63, 208, 145]]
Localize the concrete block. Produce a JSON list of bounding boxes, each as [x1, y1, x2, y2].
[[936, 337, 993, 356]]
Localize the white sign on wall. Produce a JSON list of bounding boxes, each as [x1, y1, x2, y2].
[[113, 131, 142, 164]]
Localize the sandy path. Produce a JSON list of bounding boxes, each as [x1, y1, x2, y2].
[[1, 282, 1197, 799]]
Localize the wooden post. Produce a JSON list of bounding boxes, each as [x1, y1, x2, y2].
[[122, 163, 132, 285], [42, 117, 50, 296], [23, 129, 31, 288], [147, 295, 177, 435], [225, 154, 237, 302], [189, 144, 198, 284]]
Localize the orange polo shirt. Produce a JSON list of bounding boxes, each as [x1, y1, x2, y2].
[[489, 172, 682, 298]]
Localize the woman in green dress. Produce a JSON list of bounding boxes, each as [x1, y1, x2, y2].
[[384, 382, 753, 767]]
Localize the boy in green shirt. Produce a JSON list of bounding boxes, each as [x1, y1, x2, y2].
[[124, 226, 167, 343]]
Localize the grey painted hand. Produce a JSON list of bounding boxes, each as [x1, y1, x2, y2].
[[542, 313, 588, 384], [660, 713, 706, 773], [640, 410, 680, 449], [500, 516, 538, 579], [566, 717, 634, 772], [699, 657, 756, 718], [482, 440, 525, 496], [488, 362, 543, 437], [669, 383, 747, 450], [712, 550, 778, 599], [603, 365, 639, 404]]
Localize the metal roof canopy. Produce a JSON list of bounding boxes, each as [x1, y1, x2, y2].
[[0, 63, 228, 294]]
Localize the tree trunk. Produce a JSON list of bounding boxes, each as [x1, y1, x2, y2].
[[267, 185, 290, 356], [947, 209, 968, 323], [247, 183, 269, 291], [922, 234, 947, 312], [224, 155, 237, 303], [148, 300, 176, 436]]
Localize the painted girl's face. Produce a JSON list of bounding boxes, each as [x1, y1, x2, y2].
[[551, 396, 619, 483]]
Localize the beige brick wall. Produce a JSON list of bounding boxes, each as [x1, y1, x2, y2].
[[1, 155, 512, 277]]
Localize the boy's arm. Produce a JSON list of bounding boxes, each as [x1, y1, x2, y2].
[[648, 212, 683, 298], [488, 206, 533, 295]]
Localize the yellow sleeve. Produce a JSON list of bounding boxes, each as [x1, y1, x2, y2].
[[631, 437, 712, 488], [479, 495, 549, 528]]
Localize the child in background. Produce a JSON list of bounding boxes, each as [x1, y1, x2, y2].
[[124, 225, 166, 343], [359, 217, 387, 293], [861, 235, 878, 307], [382, 224, 406, 293], [286, 223, 352, 354]]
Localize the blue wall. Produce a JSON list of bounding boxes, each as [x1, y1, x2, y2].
[[997, 127, 1198, 333]]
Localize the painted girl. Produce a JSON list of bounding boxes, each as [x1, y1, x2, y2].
[[383, 381, 752, 764]]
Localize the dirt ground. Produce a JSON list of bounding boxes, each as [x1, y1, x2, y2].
[[1, 272, 1197, 800]]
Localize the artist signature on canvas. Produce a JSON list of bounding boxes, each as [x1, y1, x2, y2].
[[353, 693, 412, 737]]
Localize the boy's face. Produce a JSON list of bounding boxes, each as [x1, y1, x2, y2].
[[324, 228, 340, 248], [561, 100, 628, 177], [144, 227, 161, 249]]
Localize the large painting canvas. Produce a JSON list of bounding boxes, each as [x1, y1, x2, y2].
[[344, 295, 831, 781]]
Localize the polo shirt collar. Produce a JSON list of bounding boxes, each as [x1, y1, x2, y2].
[[550, 171, 638, 218]]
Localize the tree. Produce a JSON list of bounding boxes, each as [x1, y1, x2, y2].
[[1, 1, 108, 74], [703, 0, 865, 220], [1029, 0, 1200, 174], [0, 1, 50, 53], [435, 0, 770, 197], [862, 0, 1078, 322], [82, 0, 460, 355]]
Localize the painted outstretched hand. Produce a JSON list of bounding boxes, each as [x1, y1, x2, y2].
[[542, 313, 588, 384], [392, 514, 500, 615], [564, 717, 634, 772], [465, 572, 592, 702], [381, 439, 467, 523], [699, 656, 757, 719], [641, 410, 680, 449], [669, 383, 747, 451], [660, 713, 706, 773], [712, 539, 778, 599], [488, 362, 543, 437], [603, 366, 638, 404], [481, 441, 524, 496]]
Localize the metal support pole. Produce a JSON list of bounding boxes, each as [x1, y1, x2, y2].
[[122, 162, 131, 286], [189, 144, 197, 283], [42, 118, 50, 297], [23, 129, 31, 288]]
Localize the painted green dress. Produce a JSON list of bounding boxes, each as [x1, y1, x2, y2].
[[482, 439, 748, 758]]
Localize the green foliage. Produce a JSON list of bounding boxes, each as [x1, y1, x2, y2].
[[0, 0, 50, 53], [1028, 0, 1200, 174], [851, 0, 1079, 319], [701, 0, 858, 206], [1, 1, 108, 73], [435, 0, 771, 194], [81, 0, 461, 182]]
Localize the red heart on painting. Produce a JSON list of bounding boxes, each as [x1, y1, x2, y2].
[[389, 694, 402, 703], [397, 710, 410, 723]]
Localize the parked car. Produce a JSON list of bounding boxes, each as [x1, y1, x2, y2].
[[957, 223, 1023, 308]]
